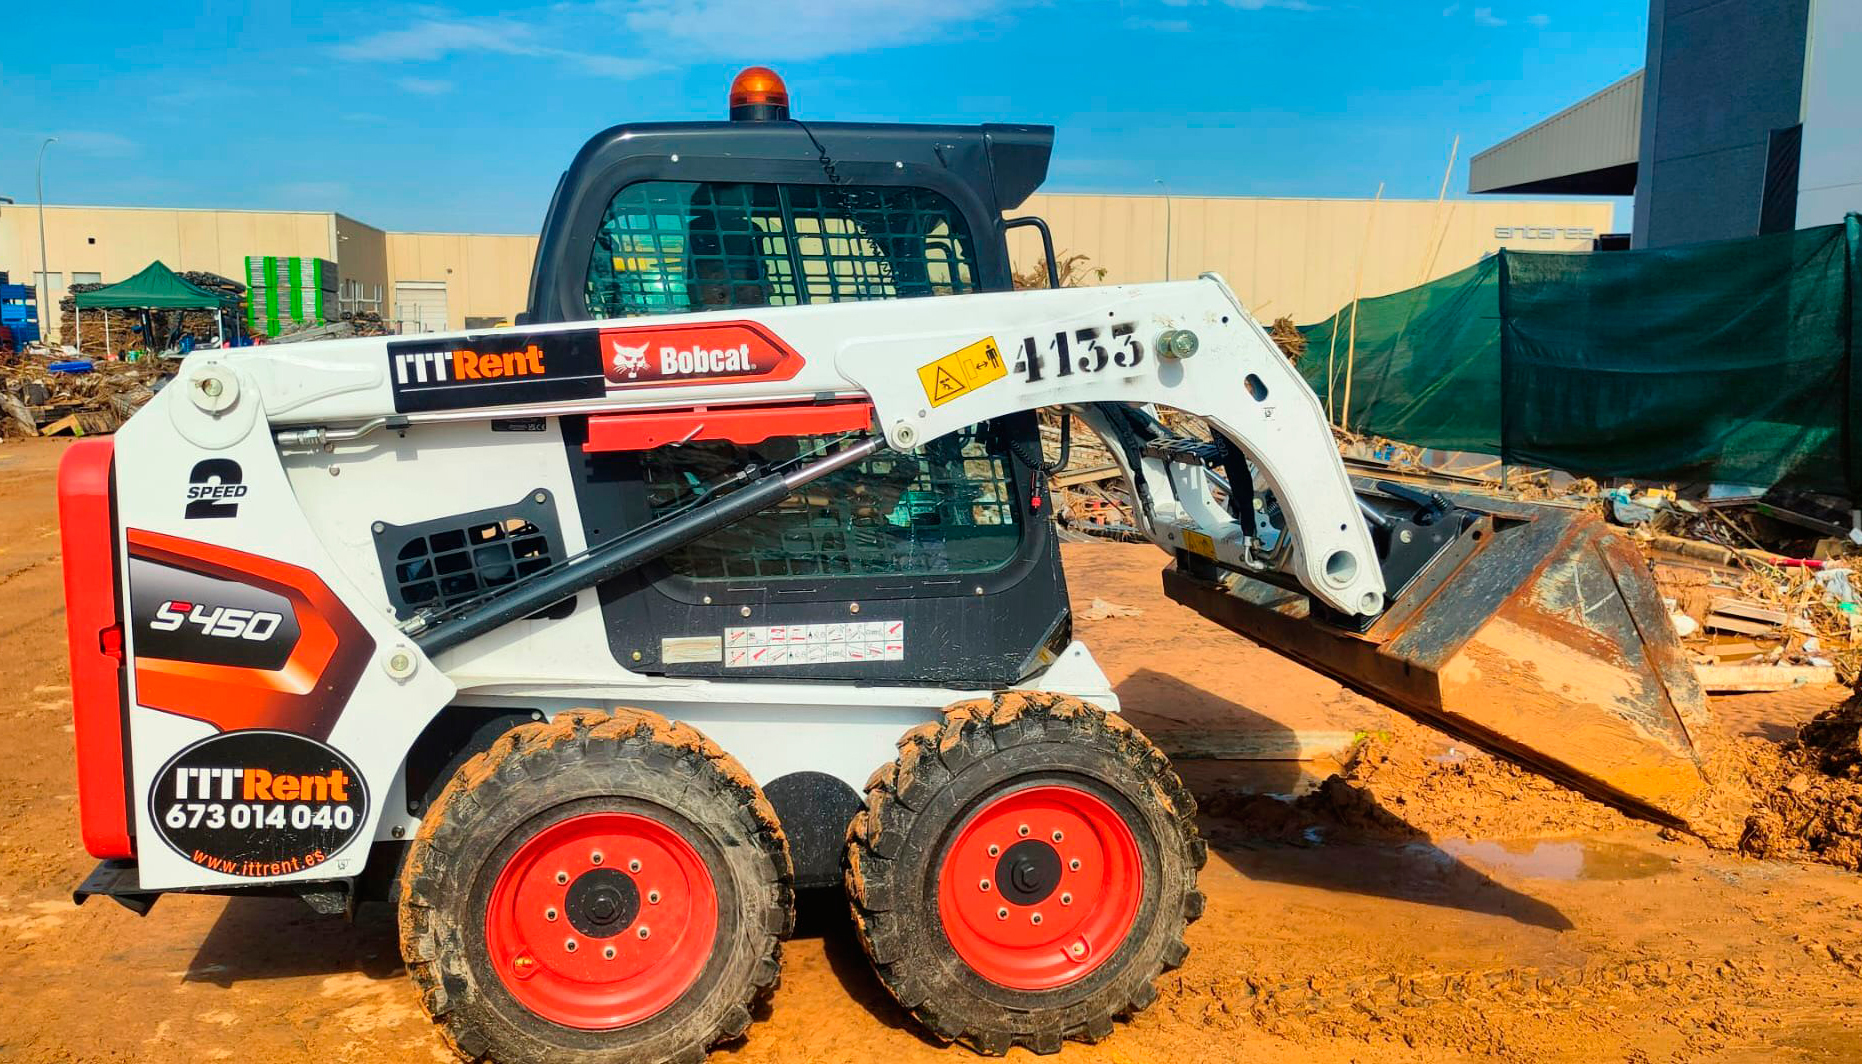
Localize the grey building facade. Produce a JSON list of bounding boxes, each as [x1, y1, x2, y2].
[[1470, 0, 1858, 249], [1631, 0, 1811, 248]]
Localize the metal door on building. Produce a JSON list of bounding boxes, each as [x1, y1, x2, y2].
[[394, 281, 448, 334]]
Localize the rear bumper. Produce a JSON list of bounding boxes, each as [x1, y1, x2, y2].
[[73, 859, 157, 915]]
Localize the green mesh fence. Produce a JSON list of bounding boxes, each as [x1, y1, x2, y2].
[[1300, 214, 1861, 497]]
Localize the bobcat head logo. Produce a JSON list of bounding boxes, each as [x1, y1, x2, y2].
[[609, 339, 651, 379]]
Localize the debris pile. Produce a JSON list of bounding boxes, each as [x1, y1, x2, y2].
[[1737, 696, 1862, 870], [269, 311, 392, 344], [1268, 316, 1307, 364], [0, 349, 165, 438]]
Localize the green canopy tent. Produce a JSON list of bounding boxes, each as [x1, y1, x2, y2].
[[71, 260, 240, 356]]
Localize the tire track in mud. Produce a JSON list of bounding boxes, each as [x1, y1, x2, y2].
[[1159, 937, 1862, 1062]]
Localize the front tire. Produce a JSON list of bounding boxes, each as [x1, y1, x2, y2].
[[399, 708, 793, 1064], [845, 692, 1204, 1055]]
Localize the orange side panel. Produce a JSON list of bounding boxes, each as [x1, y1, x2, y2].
[[59, 440, 132, 859]]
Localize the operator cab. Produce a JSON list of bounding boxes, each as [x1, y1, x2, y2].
[[529, 68, 1073, 688]]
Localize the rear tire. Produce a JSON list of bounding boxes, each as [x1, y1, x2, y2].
[[399, 708, 793, 1064], [844, 691, 1204, 1055]]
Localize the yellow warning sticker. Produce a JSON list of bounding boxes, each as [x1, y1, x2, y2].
[[1182, 529, 1217, 559], [918, 336, 1007, 408]]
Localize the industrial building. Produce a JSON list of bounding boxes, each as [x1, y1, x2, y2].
[[1470, 0, 1859, 248], [1, 192, 1609, 342]]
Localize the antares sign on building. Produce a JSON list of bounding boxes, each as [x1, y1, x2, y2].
[[1494, 226, 1598, 240]]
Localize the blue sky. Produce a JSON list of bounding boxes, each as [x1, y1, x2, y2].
[[1, 1, 1648, 233]]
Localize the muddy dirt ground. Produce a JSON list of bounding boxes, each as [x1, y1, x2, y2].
[[2, 437, 1860, 1063]]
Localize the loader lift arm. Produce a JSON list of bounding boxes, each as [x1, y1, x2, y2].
[[227, 272, 1720, 834]]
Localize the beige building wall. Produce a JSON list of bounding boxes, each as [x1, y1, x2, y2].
[[0, 206, 343, 339], [385, 232, 540, 331], [1010, 194, 1615, 324], [5, 194, 1613, 343]]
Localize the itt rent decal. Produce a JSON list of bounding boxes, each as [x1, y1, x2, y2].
[[394, 344, 546, 384]]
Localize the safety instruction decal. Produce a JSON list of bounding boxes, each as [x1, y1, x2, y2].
[[724, 621, 905, 667], [918, 337, 1006, 407], [1181, 528, 1217, 559]]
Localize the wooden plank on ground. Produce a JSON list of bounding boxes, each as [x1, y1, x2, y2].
[[1695, 664, 1838, 693], [1711, 598, 1790, 625], [1052, 464, 1122, 489], [1705, 614, 1778, 637], [38, 414, 86, 437]]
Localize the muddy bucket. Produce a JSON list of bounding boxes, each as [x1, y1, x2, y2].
[[1164, 487, 1727, 835]]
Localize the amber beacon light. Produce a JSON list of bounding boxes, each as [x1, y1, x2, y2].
[[729, 66, 790, 122]]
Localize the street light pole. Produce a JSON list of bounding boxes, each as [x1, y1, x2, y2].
[[1154, 178, 1172, 282], [36, 137, 57, 341]]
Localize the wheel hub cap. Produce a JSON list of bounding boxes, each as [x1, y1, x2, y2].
[[938, 784, 1143, 991], [486, 811, 717, 1029]]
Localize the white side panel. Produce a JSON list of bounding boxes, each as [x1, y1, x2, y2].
[[115, 362, 457, 891]]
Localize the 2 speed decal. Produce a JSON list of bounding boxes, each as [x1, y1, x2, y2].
[[149, 730, 369, 878], [184, 459, 246, 520]]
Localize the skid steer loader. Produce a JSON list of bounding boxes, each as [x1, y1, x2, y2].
[[60, 68, 1724, 1062]]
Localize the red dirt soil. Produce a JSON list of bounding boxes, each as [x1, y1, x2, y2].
[[1, 440, 1860, 1063]]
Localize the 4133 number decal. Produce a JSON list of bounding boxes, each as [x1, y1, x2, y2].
[[1012, 322, 1145, 384]]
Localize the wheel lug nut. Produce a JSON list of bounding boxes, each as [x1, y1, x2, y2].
[[648, 890, 661, 905], [555, 871, 569, 885], [638, 926, 651, 940], [978, 879, 991, 892], [564, 938, 577, 953], [590, 850, 603, 865], [996, 907, 1009, 920], [1061, 892, 1073, 906], [1017, 824, 1030, 837], [1069, 859, 1081, 872], [1031, 912, 1043, 925], [1052, 830, 1064, 842], [987, 844, 1000, 857], [603, 945, 616, 960], [545, 907, 558, 921], [629, 858, 642, 873]]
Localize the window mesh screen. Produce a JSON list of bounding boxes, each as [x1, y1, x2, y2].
[[393, 517, 555, 610], [586, 181, 979, 318], [640, 427, 1020, 580]]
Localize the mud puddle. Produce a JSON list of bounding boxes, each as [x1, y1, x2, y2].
[[1433, 837, 1671, 881]]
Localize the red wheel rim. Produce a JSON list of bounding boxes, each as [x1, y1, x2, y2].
[[486, 811, 717, 1029], [937, 784, 1143, 991]]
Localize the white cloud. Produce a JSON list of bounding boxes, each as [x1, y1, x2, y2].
[[396, 77, 454, 95], [45, 131, 137, 158], [614, 0, 1007, 61], [335, 11, 659, 78], [1527, 13, 1551, 26], [1472, 6, 1506, 26], [1127, 16, 1194, 31], [277, 181, 348, 203]]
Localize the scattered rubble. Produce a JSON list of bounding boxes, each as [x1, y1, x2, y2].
[[1736, 696, 1862, 870], [0, 349, 164, 438], [269, 311, 391, 344]]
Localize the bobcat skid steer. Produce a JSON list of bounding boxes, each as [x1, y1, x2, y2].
[[61, 68, 1722, 1063]]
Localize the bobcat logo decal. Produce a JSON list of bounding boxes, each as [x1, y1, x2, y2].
[[609, 339, 651, 379]]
